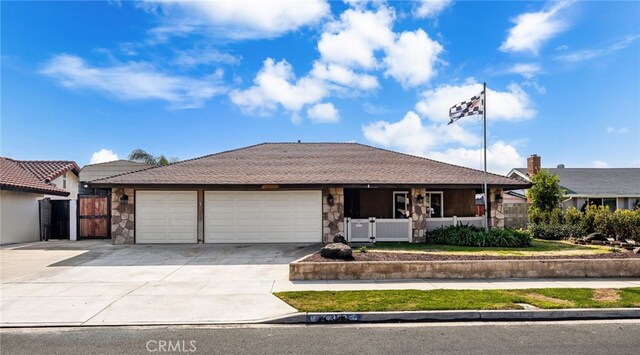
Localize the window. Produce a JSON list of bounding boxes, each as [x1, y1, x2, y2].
[[63, 179, 66, 189], [587, 197, 618, 211], [393, 192, 408, 219], [425, 192, 443, 218]]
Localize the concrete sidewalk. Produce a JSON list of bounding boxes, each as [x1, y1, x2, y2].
[[272, 278, 640, 292]]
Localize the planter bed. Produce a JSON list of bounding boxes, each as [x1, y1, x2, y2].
[[303, 252, 640, 262], [290, 252, 640, 280]]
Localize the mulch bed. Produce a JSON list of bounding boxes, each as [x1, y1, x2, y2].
[[302, 251, 640, 263]]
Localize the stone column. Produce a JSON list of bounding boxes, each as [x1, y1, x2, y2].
[[111, 187, 135, 245], [322, 187, 344, 243], [489, 187, 505, 228], [410, 187, 427, 243]]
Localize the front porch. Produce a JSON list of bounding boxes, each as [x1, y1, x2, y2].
[[323, 187, 489, 243]]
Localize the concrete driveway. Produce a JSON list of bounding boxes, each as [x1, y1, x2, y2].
[[0, 240, 319, 326]]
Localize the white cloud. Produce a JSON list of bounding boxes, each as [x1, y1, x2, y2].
[[383, 29, 443, 88], [173, 48, 241, 68], [415, 81, 536, 122], [427, 141, 525, 175], [90, 149, 119, 164], [500, 0, 573, 54], [317, 6, 395, 69], [554, 34, 639, 62], [41, 54, 225, 108], [307, 103, 340, 123], [606, 126, 629, 134], [362, 111, 523, 174], [362, 111, 479, 156], [413, 0, 453, 19], [592, 160, 609, 168], [507, 63, 541, 79], [310, 62, 379, 90], [229, 58, 328, 118], [147, 0, 330, 40]]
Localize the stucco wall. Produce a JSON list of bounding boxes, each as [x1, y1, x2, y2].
[[0, 190, 42, 245]]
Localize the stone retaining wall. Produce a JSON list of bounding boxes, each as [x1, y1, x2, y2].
[[289, 259, 640, 280]]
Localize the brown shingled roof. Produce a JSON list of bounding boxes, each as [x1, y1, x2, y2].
[[0, 158, 69, 196], [15, 160, 80, 182], [94, 143, 530, 188]]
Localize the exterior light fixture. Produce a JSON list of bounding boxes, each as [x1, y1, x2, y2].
[[495, 194, 503, 203], [327, 193, 334, 205], [120, 194, 129, 205], [416, 194, 424, 204]]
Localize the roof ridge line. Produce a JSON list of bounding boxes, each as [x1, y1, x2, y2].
[[90, 143, 269, 183]]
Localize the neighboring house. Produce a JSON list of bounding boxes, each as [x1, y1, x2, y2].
[[508, 154, 640, 212], [91, 143, 529, 245], [0, 158, 74, 245]]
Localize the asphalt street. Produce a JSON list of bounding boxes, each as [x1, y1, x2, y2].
[[1, 320, 639, 355]]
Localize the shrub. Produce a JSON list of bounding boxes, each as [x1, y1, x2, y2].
[[428, 224, 532, 247], [529, 223, 585, 240], [564, 207, 582, 226], [528, 206, 563, 225]]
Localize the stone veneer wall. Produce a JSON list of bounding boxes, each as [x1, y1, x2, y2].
[[489, 187, 505, 228], [111, 188, 135, 245], [322, 188, 344, 243], [410, 187, 427, 243]]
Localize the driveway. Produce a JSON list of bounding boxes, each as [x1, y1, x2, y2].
[[0, 240, 319, 326]]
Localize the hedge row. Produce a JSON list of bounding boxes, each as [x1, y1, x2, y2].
[[427, 224, 532, 247], [530, 206, 640, 241]]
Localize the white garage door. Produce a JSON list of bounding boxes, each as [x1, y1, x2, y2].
[[136, 191, 197, 243], [205, 191, 321, 243]]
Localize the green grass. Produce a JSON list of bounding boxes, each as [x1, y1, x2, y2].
[[364, 239, 613, 256], [275, 288, 640, 312]]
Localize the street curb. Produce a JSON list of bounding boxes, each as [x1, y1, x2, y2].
[[264, 308, 640, 324]]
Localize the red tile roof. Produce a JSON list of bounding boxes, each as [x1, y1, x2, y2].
[[15, 160, 79, 182], [0, 158, 69, 195], [94, 143, 530, 188]]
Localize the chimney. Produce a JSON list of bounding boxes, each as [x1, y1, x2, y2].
[[527, 154, 541, 176]]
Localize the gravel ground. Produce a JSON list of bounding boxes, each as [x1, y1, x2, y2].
[[303, 251, 640, 262]]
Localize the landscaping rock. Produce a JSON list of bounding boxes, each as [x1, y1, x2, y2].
[[633, 247, 640, 254], [320, 243, 353, 260], [333, 234, 348, 245], [584, 233, 607, 242], [590, 240, 605, 245]]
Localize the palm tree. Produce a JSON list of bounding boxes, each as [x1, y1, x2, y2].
[[128, 149, 179, 166]]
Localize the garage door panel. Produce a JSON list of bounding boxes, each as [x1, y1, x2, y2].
[[136, 191, 197, 244], [205, 190, 321, 243]]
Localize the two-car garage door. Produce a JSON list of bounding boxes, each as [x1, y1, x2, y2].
[[135, 190, 321, 243]]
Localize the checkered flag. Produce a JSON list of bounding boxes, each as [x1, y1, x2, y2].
[[448, 91, 484, 125]]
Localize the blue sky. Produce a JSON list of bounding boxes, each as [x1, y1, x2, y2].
[[2, 0, 639, 174]]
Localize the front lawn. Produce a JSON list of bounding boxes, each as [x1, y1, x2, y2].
[[275, 288, 640, 312], [363, 239, 614, 256]]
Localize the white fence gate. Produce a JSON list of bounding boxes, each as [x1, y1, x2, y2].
[[345, 218, 411, 243]]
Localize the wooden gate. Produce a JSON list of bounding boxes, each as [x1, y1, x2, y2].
[[78, 195, 110, 239]]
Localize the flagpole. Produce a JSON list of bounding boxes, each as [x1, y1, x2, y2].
[[483, 82, 488, 229]]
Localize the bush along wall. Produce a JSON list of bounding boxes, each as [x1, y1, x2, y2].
[[427, 224, 532, 247]]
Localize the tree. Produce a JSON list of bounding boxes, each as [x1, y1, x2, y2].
[[128, 148, 178, 166], [527, 169, 565, 211], [527, 169, 565, 224]]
